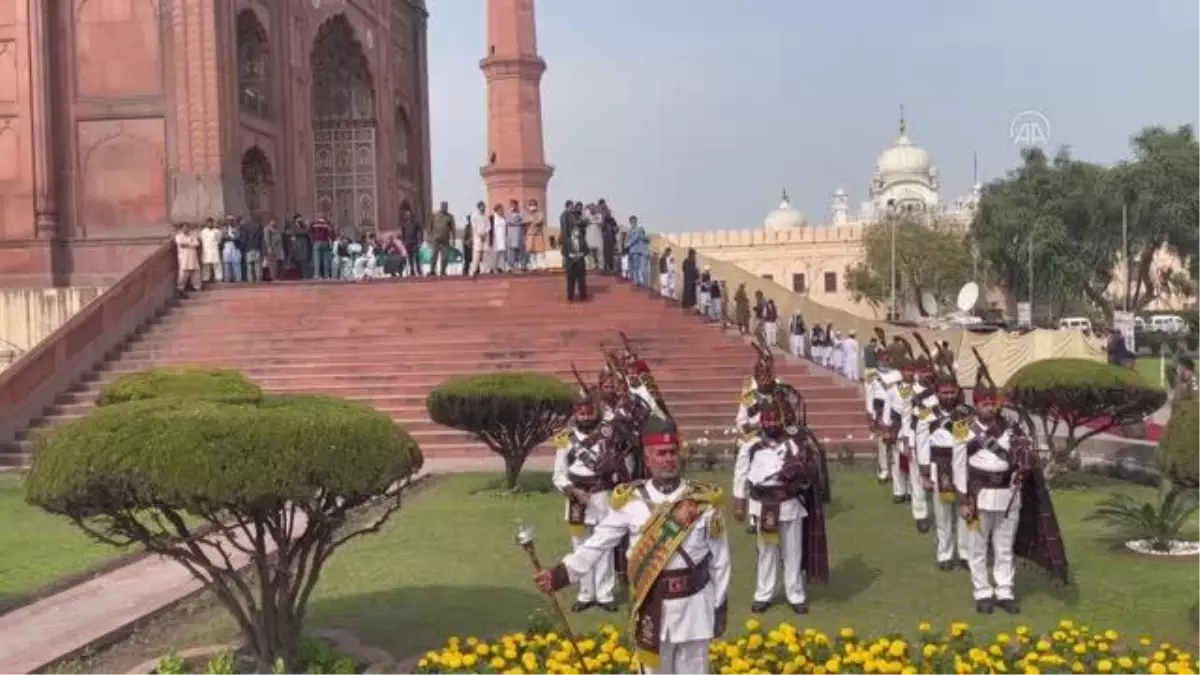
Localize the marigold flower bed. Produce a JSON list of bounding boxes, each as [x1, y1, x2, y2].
[[413, 619, 1196, 674]]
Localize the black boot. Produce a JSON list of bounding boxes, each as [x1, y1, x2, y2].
[[916, 519, 932, 534], [995, 598, 1021, 615], [789, 602, 809, 615], [975, 599, 995, 615], [750, 601, 771, 613], [892, 495, 907, 504], [937, 560, 955, 571], [571, 600, 595, 613]]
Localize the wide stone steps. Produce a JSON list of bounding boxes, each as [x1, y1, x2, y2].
[[0, 275, 871, 469]]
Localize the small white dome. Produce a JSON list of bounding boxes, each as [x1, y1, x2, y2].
[[876, 119, 932, 182], [764, 190, 806, 230]]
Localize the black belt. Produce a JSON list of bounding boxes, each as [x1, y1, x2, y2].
[[653, 557, 711, 600], [969, 466, 1013, 488], [749, 484, 796, 502], [930, 445, 953, 460], [568, 474, 612, 492]]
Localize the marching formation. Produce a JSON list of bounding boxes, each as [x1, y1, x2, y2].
[[533, 329, 1072, 675]]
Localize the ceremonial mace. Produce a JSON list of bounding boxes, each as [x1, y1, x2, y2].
[[514, 523, 592, 674]]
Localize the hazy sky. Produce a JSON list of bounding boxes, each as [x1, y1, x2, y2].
[[425, 0, 1198, 233]]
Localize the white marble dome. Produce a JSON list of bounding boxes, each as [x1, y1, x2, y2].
[[764, 190, 807, 230], [876, 124, 932, 182]]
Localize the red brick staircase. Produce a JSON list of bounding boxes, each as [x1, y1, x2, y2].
[[1, 274, 871, 468]]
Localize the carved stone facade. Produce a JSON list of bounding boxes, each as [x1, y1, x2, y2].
[[480, 0, 553, 211], [0, 0, 431, 287]]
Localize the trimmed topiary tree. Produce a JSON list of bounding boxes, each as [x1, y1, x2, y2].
[[1158, 401, 1199, 491], [96, 367, 263, 406], [25, 394, 422, 672], [1004, 358, 1166, 479], [426, 373, 575, 489]]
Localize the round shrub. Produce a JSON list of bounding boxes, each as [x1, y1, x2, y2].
[[1004, 357, 1166, 419], [26, 394, 422, 515], [96, 368, 263, 406], [425, 372, 575, 428], [1159, 402, 1199, 488]]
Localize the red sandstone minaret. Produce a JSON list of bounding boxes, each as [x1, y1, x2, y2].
[[480, 0, 554, 211]]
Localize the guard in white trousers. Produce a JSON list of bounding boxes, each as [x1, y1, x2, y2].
[[905, 356, 936, 530], [535, 416, 731, 675], [918, 370, 971, 570], [883, 346, 921, 505], [865, 339, 900, 485], [551, 386, 622, 613], [953, 383, 1020, 615], [732, 400, 828, 615]]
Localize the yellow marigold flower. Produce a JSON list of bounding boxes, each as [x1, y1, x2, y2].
[[840, 627, 856, 640], [732, 657, 751, 672], [416, 658, 428, 669], [1073, 643, 1087, 655], [995, 633, 1012, 645], [1143, 637, 1155, 646], [464, 654, 479, 668], [889, 641, 908, 658], [748, 634, 764, 650], [489, 655, 507, 670], [951, 622, 970, 636], [745, 618, 761, 632], [1016, 625, 1031, 636], [825, 657, 842, 672], [1096, 659, 1113, 672], [1150, 664, 1167, 675], [475, 643, 490, 656], [1072, 662, 1085, 673], [725, 645, 741, 659], [613, 647, 630, 664], [918, 621, 932, 632], [521, 652, 538, 670], [901, 667, 918, 675], [1024, 666, 1041, 675], [813, 666, 828, 675], [1052, 631, 1067, 641], [1036, 640, 1053, 652], [1157, 652, 1169, 662], [923, 644, 939, 659]]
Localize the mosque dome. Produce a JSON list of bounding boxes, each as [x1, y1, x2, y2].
[[764, 190, 807, 230], [875, 118, 932, 183]]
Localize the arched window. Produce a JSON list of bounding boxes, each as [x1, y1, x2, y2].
[[241, 147, 273, 215], [237, 10, 270, 118]]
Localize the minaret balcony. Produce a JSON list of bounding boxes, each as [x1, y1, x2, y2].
[[480, 55, 547, 79]]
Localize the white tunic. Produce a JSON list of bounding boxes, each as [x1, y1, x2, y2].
[[199, 227, 221, 264], [865, 368, 899, 416], [952, 423, 1015, 512], [551, 429, 612, 525], [561, 480, 732, 643], [885, 379, 918, 444], [732, 437, 807, 522]]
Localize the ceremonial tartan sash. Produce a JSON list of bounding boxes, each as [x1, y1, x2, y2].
[[802, 483, 830, 585], [1013, 469, 1071, 585], [627, 498, 705, 669]]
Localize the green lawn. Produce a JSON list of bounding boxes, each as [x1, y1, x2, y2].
[[0, 474, 121, 601], [1134, 356, 1168, 388], [294, 470, 1199, 658]]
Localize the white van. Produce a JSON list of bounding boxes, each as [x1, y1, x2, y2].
[[1149, 314, 1188, 334], [1058, 317, 1093, 332]]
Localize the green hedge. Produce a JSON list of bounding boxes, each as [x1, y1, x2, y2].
[[26, 395, 422, 515], [1005, 358, 1151, 392], [96, 368, 263, 406], [425, 373, 576, 425], [1159, 402, 1199, 488]]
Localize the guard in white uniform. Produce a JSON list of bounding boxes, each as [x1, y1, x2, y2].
[[865, 337, 901, 484], [954, 383, 1021, 615], [882, 345, 919, 504], [732, 400, 828, 614], [907, 355, 937, 531], [551, 382, 623, 612], [535, 416, 732, 675], [918, 370, 971, 570]]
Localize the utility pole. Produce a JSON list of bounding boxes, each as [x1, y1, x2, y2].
[[889, 205, 897, 321], [1027, 233, 1034, 320], [1122, 201, 1129, 312]]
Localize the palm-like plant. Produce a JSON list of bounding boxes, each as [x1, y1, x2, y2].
[[1085, 489, 1199, 552]]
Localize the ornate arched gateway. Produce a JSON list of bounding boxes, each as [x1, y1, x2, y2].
[[311, 15, 377, 233]]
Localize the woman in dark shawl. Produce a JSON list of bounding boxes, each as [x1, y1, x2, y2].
[[681, 248, 698, 309]]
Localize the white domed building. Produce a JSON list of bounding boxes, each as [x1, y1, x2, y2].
[[863, 116, 940, 219], [763, 190, 807, 230]]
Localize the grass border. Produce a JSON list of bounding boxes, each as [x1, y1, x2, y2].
[[33, 473, 441, 674]]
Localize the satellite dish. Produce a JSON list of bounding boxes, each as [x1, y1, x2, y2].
[[956, 282, 980, 313], [920, 291, 939, 316]]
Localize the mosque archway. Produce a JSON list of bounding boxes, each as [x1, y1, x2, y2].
[[310, 14, 377, 233], [241, 147, 273, 216]]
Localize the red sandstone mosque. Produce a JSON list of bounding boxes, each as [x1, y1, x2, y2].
[[0, 0, 552, 287]]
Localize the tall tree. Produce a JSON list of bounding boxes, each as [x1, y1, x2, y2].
[[844, 216, 975, 317], [973, 126, 1198, 319]]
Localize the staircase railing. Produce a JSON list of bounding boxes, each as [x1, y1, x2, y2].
[[646, 235, 964, 354], [0, 240, 178, 453]]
